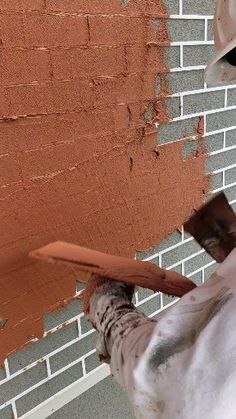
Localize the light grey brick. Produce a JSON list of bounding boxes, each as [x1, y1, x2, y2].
[[171, 263, 183, 274], [8, 322, 78, 374], [85, 351, 100, 374], [162, 240, 201, 268], [183, 91, 225, 115], [189, 271, 203, 286], [204, 263, 217, 279], [44, 300, 82, 332], [137, 287, 155, 302], [159, 70, 204, 95], [225, 184, 236, 202], [166, 96, 181, 119], [49, 375, 135, 419], [138, 293, 161, 316], [76, 282, 85, 293], [144, 97, 181, 123], [225, 167, 236, 185], [183, 139, 199, 160], [16, 362, 83, 417], [165, 0, 179, 14], [167, 19, 205, 42], [183, 0, 215, 15], [136, 231, 181, 259], [227, 88, 236, 107], [80, 315, 95, 335], [0, 405, 14, 419], [0, 366, 6, 382], [183, 44, 215, 67], [163, 294, 178, 307], [0, 363, 47, 405], [158, 116, 200, 144], [210, 172, 224, 190], [205, 133, 224, 153], [226, 129, 236, 147], [184, 251, 213, 275], [50, 333, 96, 373], [206, 148, 236, 172], [206, 109, 236, 132], [163, 45, 180, 68], [207, 19, 214, 41]]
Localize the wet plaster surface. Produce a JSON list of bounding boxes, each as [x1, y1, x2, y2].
[[0, 0, 208, 362]]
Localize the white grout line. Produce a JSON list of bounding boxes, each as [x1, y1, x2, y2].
[[211, 163, 236, 175], [143, 237, 193, 262], [180, 43, 183, 68], [204, 18, 208, 42], [171, 40, 214, 46], [20, 364, 111, 419], [4, 359, 10, 379], [172, 104, 236, 122], [179, 0, 183, 16], [170, 14, 213, 20], [224, 88, 228, 108], [46, 358, 52, 379], [12, 401, 18, 419], [208, 143, 236, 156]]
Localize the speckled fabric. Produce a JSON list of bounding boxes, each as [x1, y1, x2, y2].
[[87, 249, 236, 419]]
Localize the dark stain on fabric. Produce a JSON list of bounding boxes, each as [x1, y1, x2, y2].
[[149, 287, 233, 369]]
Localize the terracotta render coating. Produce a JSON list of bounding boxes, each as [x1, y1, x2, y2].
[[0, 0, 209, 363]]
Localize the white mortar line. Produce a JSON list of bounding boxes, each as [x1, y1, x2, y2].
[[12, 401, 18, 419], [20, 364, 111, 419], [204, 18, 208, 41], [170, 85, 236, 97], [208, 143, 236, 156], [171, 40, 214, 46], [170, 15, 213, 20], [224, 88, 228, 108], [171, 104, 236, 122], [211, 163, 236, 175], [4, 359, 10, 379], [143, 236, 193, 262]]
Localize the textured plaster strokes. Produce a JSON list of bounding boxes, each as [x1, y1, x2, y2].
[[0, 0, 208, 363]]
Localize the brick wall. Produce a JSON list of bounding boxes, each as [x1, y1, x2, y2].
[[0, 0, 236, 418]]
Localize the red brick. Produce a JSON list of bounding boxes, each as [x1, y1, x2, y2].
[[47, 0, 121, 14], [25, 14, 89, 47], [0, 13, 25, 47], [0, 50, 51, 85], [0, 0, 44, 10], [51, 46, 126, 80], [89, 16, 146, 46]]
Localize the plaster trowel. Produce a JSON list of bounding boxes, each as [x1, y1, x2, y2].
[[30, 242, 196, 298], [184, 192, 236, 263]]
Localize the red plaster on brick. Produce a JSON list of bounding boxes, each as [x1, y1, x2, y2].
[[0, 0, 208, 363]]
